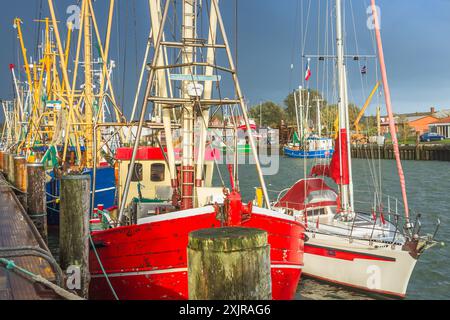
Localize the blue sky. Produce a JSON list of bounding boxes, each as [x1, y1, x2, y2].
[[1, 0, 449, 121]]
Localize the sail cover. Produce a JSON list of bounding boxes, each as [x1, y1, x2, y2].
[[275, 178, 337, 211], [310, 128, 349, 185]]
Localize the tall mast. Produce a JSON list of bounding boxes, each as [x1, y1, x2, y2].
[[294, 89, 300, 142], [299, 86, 303, 142], [371, 0, 410, 219], [335, 0, 353, 214], [84, 1, 94, 167], [181, 0, 196, 210]]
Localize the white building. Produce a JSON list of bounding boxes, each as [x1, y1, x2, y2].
[[429, 117, 450, 138]]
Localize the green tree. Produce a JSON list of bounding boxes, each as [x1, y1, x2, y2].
[[398, 115, 414, 143], [248, 101, 286, 128], [284, 89, 327, 126]]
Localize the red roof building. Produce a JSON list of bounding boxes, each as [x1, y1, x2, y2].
[[429, 117, 450, 138]]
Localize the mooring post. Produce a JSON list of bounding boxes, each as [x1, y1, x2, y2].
[[2, 151, 9, 175], [188, 227, 272, 300], [26, 163, 48, 243], [0, 150, 4, 173], [7, 153, 16, 184], [60, 174, 91, 299], [14, 156, 27, 209]]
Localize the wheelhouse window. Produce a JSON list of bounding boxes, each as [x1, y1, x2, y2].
[[128, 163, 143, 182], [307, 208, 326, 216], [151, 163, 165, 182]]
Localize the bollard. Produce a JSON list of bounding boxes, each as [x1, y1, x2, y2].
[[60, 174, 91, 299], [26, 163, 48, 243], [7, 153, 16, 184], [14, 156, 27, 209], [2, 151, 10, 175], [188, 227, 272, 300], [0, 150, 4, 173]]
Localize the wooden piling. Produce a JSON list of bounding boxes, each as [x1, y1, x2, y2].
[[26, 163, 48, 243], [14, 156, 27, 209], [0, 150, 4, 172], [188, 227, 272, 300], [7, 153, 16, 184], [2, 151, 9, 175], [59, 174, 91, 299]]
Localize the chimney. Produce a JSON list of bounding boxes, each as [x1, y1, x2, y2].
[[431, 107, 436, 114]]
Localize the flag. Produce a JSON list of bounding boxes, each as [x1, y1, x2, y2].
[[361, 65, 367, 75], [305, 61, 312, 81]]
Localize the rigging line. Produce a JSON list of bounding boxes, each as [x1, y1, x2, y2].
[[121, 1, 129, 113], [301, 0, 312, 90], [34, 0, 44, 59], [316, 0, 321, 93], [234, 0, 238, 74], [349, 0, 367, 104], [132, 0, 139, 85], [115, 0, 121, 111], [288, 0, 300, 92]]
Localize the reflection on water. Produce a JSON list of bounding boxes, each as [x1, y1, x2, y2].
[[296, 278, 375, 300]]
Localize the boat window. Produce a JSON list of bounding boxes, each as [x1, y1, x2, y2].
[[151, 163, 165, 182], [128, 163, 143, 182], [307, 208, 326, 216]]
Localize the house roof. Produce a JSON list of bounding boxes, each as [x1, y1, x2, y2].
[[430, 116, 450, 125], [380, 114, 436, 125], [433, 109, 450, 119]]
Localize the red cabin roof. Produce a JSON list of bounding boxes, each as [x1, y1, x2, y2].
[[275, 178, 337, 211], [116, 146, 221, 161], [116, 147, 167, 161]]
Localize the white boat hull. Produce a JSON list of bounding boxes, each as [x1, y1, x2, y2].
[[303, 232, 417, 298]]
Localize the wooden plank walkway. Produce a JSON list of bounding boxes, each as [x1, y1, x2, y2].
[[0, 174, 62, 300]]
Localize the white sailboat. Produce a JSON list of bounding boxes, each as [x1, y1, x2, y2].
[[274, 0, 439, 298]]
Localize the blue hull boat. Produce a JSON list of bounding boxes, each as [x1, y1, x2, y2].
[[284, 146, 334, 159], [46, 166, 116, 225]]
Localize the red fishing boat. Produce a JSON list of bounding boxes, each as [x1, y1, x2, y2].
[[88, 0, 305, 300]]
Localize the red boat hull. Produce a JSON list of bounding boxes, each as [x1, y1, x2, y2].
[[89, 207, 304, 300]]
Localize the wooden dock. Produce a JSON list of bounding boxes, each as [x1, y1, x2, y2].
[[351, 144, 450, 162], [0, 174, 64, 300]]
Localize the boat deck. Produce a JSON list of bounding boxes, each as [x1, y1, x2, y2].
[[0, 174, 61, 300], [307, 212, 404, 243]]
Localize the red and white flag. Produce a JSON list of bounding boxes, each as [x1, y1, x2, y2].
[[304, 61, 311, 81]]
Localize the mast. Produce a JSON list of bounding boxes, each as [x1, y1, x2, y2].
[[299, 86, 303, 142], [314, 98, 322, 137], [196, 1, 219, 189], [294, 89, 300, 143], [371, 0, 410, 219], [148, 0, 178, 205], [335, 0, 353, 214], [181, 0, 196, 210], [84, 1, 94, 167]]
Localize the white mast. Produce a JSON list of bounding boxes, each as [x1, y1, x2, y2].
[[335, 0, 353, 214], [299, 86, 303, 142], [294, 89, 300, 144]]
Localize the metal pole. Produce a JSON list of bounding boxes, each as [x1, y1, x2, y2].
[[118, 0, 171, 222], [212, 0, 271, 208]]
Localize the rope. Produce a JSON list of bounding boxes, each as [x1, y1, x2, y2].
[[88, 233, 119, 300], [0, 257, 83, 300]]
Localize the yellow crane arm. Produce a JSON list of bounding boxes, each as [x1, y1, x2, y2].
[[353, 81, 380, 133], [13, 18, 33, 90]]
